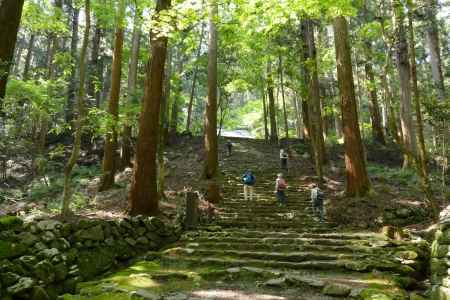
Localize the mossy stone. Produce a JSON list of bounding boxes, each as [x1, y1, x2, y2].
[[78, 247, 115, 279], [0, 240, 27, 259], [31, 286, 50, 300], [0, 216, 23, 231]]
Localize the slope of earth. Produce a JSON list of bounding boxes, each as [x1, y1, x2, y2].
[[63, 138, 430, 300]]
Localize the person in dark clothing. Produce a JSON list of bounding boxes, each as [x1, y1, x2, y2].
[[310, 183, 325, 222], [280, 149, 288, 171]]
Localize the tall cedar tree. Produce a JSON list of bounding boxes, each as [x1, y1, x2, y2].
[[333, 16, 371, 197], [267, 62, 278, 143], [121, 4, 141, 170], [393, 0, 417, 168], [99, 0, 126, 191], [66, 1, 79, 122], [302, 19, 326, 180], [204, 0, 221, 203], [0, 0, 24, 113], [129, 0, 171, 215], [364, 43, 386, 145], [62, 0, 91, 216]]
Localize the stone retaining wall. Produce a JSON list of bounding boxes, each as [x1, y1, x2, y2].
[[431, 206, 450, 300], [0, 215, 179, 300]]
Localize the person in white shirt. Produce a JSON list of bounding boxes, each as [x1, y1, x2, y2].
[[310, 183, 325, 222], [275, 173, 287, 205]]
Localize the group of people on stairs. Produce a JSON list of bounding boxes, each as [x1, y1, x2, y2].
[[226, 140, 325, 223]]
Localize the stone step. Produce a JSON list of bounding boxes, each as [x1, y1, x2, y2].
[[182, 241, 374, 254], [160, 254, 365, 273], [163, 247, 369, 263], [188, 229, 381, 241], [181, 236, 372, 247], [213, 219, 329, 229]]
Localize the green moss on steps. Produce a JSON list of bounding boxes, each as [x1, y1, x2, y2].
[[0, 216, 23, 231]]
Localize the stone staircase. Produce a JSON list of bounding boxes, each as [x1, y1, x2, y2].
[[159, 138, 429, 299]]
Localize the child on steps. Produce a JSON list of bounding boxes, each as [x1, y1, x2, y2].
[[310, 183, 325, 223], [275, 173, 287, 206]]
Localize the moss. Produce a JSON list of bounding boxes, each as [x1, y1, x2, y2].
[[0, 216, 23, 231], [0, 240, 27, 259]]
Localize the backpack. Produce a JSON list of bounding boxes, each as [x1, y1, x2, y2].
[[243, 174, 255, 185], [313, 189, 324, 205]]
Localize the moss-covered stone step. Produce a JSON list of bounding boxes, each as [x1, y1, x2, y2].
[[163, 247, 370, 263], [181, 235, 372, 247], [215, 215, 322, 223], [213, 219, 331, 229], [182, 241, 374, 254], [189, 229, 382, 240]]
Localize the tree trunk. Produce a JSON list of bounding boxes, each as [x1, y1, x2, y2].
[[279, 55, 289, 139], [186, 23, 205, 133], [364, 46, 386, 144], [62, 0, 90, 216], [333, 16, 371, 197], [203, 0, 220, 203], [302, 19, 326, 180], [425, 0, 446, 101], [158, 47, 173, 201], [393, 0, 417, 168], [22, 33, 35, 80], [88, 20, 102, 101], [267, 62, 278, 143], [121, 5, 141, 170], [262, 87, 269, 141], [0, 0, 25, 112], [170, 50, 183, 137], [66, 3, 79, 123], [407, 0, 438, 219], [99, 0, 126, 191], [293, 94, 303, 139], [128, 0, 171, 215]]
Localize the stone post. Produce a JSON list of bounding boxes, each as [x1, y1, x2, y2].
[[185, 191, 199, 229]]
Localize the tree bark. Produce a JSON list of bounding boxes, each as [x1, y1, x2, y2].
[[302, 19, 326, 180], [279, 55, 289, 139], [62, 0, 90, 216], [364, 44, 386, 145], [99, 0, 126, 191], [88, 19, 102, 102], [333, 16, 371, 197], [66, 2, 79, 123], [393, 0, 417, 168], [0, 0, 25, 112], [262, 86, 269, 141], [170, 50, 183, 136], [267, 62, 278, 143], [22, 33, 35, 80], [204, 0, 220, 203], [128, 0, 171, 215], [186, 23, 205, 133], [425, 0, 446, 101], [121, 5, 141, 170]]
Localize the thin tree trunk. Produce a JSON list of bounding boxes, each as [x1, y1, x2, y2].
[[425, 0, 446, 101], [262, 86, 269, 141], [62, 0, 90, 216], [279, 55, 289, 139], [302, 19, 326, 180], [170, 50, 183, 137], [66, 3, 79, 123], [186, 23, 205, 133], [333, 16, 371, 197], [364, 45, 386, 144], [204, 0, 220, 203], [0, 0, 25, 112], [88, 19, 102, 101], [121, 5, 141, 170], [23, 33, 35, 80], [393, 0, 417, 168], [267, 62, 278, 143], [293, 93, 302, 139], [407, 0, 438, 219], [99, 0, 126, 191], [128, 0, 171, 215]]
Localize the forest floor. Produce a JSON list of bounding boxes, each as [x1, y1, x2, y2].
[[0, 136, 447, 299]]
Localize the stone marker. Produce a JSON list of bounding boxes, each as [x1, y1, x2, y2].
[[185, 192, 199, 229]]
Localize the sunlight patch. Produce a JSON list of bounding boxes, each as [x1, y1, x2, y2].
[[192, 289, 287, 300]]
